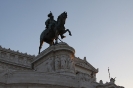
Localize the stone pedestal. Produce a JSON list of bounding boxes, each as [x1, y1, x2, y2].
[[32, 42, 75, 74]]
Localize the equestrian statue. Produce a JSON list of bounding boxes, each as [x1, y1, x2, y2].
[[39, 11, 72, 54]]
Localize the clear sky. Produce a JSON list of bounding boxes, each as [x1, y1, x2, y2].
[[0, 0, 133, 87]]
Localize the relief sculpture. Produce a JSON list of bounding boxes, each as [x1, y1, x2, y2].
[[1, 52, 5, 58], [23, 57, 27, 65], [67, 56, 75, 70], [0, 51, 1, 57], [55, 56, 60, 70], [61, 55, 67, 69], [47, 57, 54, 72], [6, 53, 10, 59], [0, 63, 4, 71]]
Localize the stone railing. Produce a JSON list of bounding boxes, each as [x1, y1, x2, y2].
[[0, 45, 35, 68]]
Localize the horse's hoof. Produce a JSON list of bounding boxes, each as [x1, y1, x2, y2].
[[61, 36, 66, 39], [69, 34, 72, 36], [55, 43, 58, 45]]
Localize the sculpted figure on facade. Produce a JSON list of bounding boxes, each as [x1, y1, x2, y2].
[[67, 56, 75, 70], [0, 51, 1, 57], [1, 63, 5, 70], [84, 74, 89, 81], [6, 53, 10, 59], [67, 57, 71, 69], [47, 57, 54, 72], [15, 55, 18, 63], [7, 65, 13, 72], [110, 77, 116, 84], [61, 55, 67, 69], [55, 56, 60, 70], [23, 57, 27, 65], [18, 57, 22, 64], [9, 55, 13, 61], [0, 63, 3, 71], [77, 72, 83, 81], [1, 52, 5, 58], [27, 59, 31, 65], [3, 64, 8, 71], [99, 80, 103, 84], [70, 59, 75, 70]]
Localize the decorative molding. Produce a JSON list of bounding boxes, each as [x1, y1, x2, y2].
[[74, 57, 98, 73], [33, 42, 75, 64], [0, 45, 35, 68], [0, 62, 31, 72]]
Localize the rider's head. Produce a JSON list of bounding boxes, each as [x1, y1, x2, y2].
[[48, 11, 53, 17], [48, 11, 54, 20]]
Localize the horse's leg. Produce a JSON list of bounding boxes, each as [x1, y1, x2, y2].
[[52, 41, 54, 45], [60, 29, 72, 39], [55, 38, 58, 45], [49, 40, 54, 46], [66, 29, 72, 36], [39, 40, 43, 54], [55, 29, 59, 44]]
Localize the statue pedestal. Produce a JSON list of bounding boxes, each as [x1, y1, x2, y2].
[[32, 42, 75, 75]]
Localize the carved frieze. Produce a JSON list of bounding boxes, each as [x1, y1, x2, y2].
[[0, 51, 1, 58], [55, 56, 60, 70], [1, 52, 6, 58], [61, 55, 67, 69], [35, 54, 75, 73], [68, 58, 75, 70], [47, 57, 54, 72], [35, 56, 54, 72], [54, 54, 75, 71]]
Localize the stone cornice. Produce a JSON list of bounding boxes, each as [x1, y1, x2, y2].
[[96, 82, 124, 88], [0, 45, 35, 68], [0, 58, 31, 69], [74, 57, 98, 73], [32, 42, 75, 64], [0, 45, 35, 58]]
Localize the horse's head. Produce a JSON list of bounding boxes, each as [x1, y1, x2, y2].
[[57, 11, 67, 24], [62, 11, 67, 18], [60, 11, 67, 18]]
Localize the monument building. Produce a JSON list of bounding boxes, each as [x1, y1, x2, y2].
[[0, 11, 124, 88], [0, 42, 124, 88]]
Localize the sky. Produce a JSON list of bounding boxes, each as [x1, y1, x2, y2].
[[0, 0, 133, 87]]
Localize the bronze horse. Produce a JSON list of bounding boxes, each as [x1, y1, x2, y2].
[[39, 12, 72, 54]]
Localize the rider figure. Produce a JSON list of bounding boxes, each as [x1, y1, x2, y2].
[[45, 11, 56, 31], [45, 11, 66, 39]]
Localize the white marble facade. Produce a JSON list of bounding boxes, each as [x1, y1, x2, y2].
[[0, 43, 124, 88]]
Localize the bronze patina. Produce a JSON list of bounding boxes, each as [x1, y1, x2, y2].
[[39, 11, 72, 54]]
